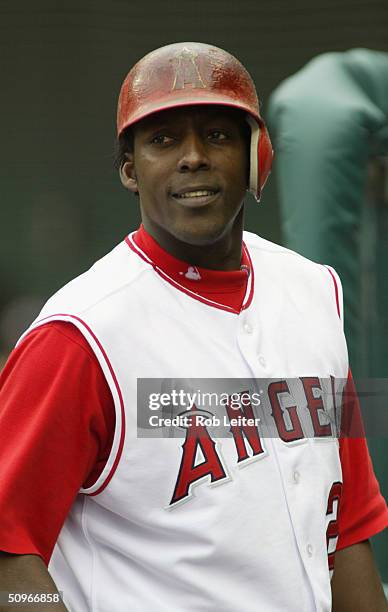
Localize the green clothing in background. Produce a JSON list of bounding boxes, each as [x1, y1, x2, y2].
[[268, 48, 388, 579]]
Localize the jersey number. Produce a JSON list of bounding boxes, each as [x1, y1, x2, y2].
[[326, 481, 343, 571]]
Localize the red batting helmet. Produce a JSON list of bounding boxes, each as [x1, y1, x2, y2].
[[117, 42, 273, 201]]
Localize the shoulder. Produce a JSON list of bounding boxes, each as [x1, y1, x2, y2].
[[36, 236, 148, 319], [243, 229, 326, 275], [244, 229, 321, 265], [243, 230, 343, 320]]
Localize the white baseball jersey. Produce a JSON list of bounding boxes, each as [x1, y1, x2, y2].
[[20, 230, 348, 612]]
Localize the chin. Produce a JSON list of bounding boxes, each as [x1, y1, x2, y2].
[[172, 219, 229, 247]]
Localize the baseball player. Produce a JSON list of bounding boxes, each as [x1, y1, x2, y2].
[[0, 42, 387, 612]]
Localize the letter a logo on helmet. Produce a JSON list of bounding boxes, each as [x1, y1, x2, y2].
[[172, 47, 206, 90], [117, 42, 273, 201]]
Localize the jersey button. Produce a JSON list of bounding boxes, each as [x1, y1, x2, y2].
[[257, 354, 266, 367], [293, 470, 300, 484], [306, 544, 314, 557], [243, 322, 253, 334]]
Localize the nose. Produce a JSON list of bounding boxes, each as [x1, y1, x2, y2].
[[177, 132, 210, 173]]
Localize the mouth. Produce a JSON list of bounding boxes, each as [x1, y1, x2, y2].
[[171, 189, 220, 208]]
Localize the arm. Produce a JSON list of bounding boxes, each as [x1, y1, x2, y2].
[[0, 323, 114, 609], [0, 552, 68, 612], [333, 379, 388, 611], [331, 540, 388, 612]]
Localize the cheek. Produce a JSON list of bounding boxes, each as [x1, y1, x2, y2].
[[136, 153, 173, 194], [240, 144, 250, 186], [136, 167, 163, 200], [225, 151, 249, 193]]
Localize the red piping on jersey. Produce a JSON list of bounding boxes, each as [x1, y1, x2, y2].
[[125, 233, 254, 314], [241, 242, 254, 311], [325, 266, 341, 319], [33, 313, 125, 497]]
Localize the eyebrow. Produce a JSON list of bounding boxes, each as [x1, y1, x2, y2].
[[137, 109, 243, 140]]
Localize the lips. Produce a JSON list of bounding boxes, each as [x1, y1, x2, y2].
[[171, 186, 220, 208], [175, 189, 218, 199], [171, 189, 220, 208], [172, 186, 219, 198]]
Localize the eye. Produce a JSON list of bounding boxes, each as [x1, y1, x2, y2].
[[150, 134, 174, 145], [208, 130, 228, 141]]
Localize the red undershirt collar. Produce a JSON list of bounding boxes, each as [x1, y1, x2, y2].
[[129, 225, 253, 314]]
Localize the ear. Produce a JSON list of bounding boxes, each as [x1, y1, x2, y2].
[[119, 153, 138, 193]]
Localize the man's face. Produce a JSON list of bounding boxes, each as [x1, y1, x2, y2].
[[123, 105, 249, 247]]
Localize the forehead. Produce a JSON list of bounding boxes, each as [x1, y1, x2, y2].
[[133, 104, 247, 132]]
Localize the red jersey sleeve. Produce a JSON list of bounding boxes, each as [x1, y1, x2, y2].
[[0, 322, 115, 565], [337, 373, 388, 550], [325, 268, 387, 548]]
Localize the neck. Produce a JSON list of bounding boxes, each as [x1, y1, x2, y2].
[[141, 208, 245, 271]]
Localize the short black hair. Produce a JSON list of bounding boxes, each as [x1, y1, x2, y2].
[[114, 127, 134, 170]]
